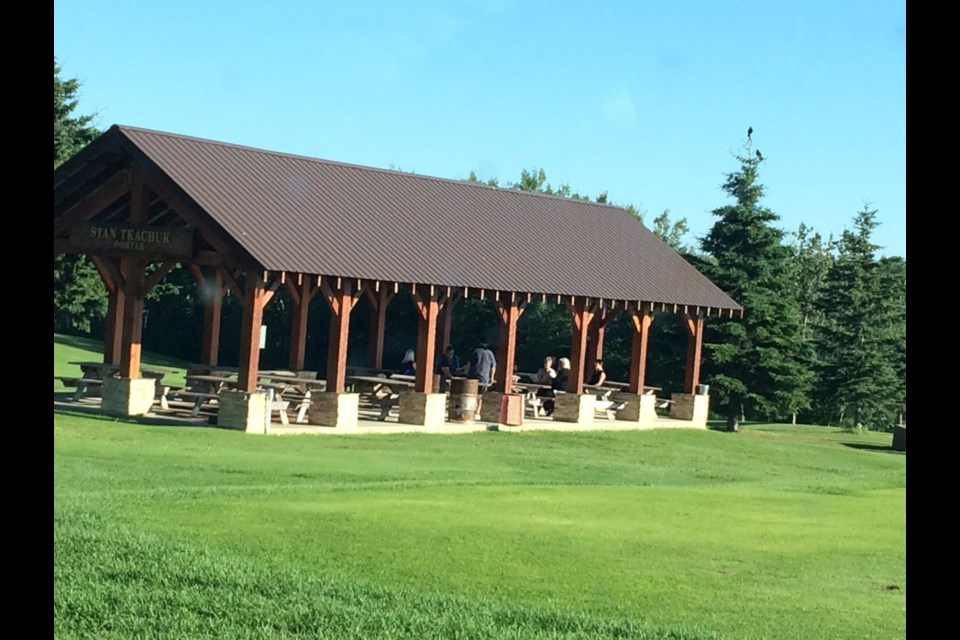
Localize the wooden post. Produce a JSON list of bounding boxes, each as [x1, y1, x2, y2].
[[567, 298, 596, 395], [117, 257, 146, 378], [412, 285, 440, 393], [627, 305, 653, 394], [683, 313, 705, 394], [90, 256, 125, 366], [320, 280, 356, 394], [435, 291, 462, 356], [192, 266, 224, 366], [189, 265, 226, 366], [493, 292, 524, 393], [117, 168, 150, 379], [286, 278, 317, 371], [584, 307, 620, 375], [365, 287, 392, 369], [237, 274, 267, 393], [104, 287, 123, 365]]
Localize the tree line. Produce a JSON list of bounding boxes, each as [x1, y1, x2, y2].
[[54, 59, 906, 432]]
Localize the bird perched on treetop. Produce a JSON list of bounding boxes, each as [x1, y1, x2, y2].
[[755, 149, 763, 160], [747, 126, 753, 139]]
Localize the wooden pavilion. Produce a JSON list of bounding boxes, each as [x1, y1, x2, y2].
[[53, 125, 742, 431]]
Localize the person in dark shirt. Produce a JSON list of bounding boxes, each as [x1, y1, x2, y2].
[[434, 346, 460, 391], [588, 360, 607, 386], [542, 357, 571, 417]]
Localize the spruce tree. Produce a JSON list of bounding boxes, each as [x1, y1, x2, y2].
[[699, 139, 814, 431], [54, 57, 105, 333], [816, 207, 903, 430]]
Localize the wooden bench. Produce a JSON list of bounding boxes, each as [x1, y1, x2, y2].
[[375, 393, 401, 421], [71, 378, 104, 401], [170, 390, 221, 416], [155, 385, 183, 411], [525, 391, 546, 418], [595, 397, 628, 420], [54, 375, 81, 389]]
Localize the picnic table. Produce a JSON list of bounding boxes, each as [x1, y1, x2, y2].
[[346, 375, 417, 421], [60, 361, 172, 402], [185, 364, 239, 377], [257, 374, 326, 423], [68, 361, 170, 380]]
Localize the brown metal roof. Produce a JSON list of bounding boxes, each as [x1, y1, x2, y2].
[[57, 125, 741, 311]]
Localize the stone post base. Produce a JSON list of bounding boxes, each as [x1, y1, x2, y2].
[[670, 393, 710, 427], [398, 392, 447, 427], [307, 392, 359, 428], [553, 393, 596, 424], [218, 390, 269, 434], [479, 391, 524, 426], [891, 426, 906, 451], [614, 393, 659, 425], [102, 377, 157, 417]]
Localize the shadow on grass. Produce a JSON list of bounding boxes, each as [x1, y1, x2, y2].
[[54, 398, 220, 430], [842, 442, 903, 454], [54, 333, 103, 351]]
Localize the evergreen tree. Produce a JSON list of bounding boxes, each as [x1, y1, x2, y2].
[[816, 206, 903, 430], [54, 57, 99, 168], [699, 140, 814, 431], [54, 57, 106, 334]]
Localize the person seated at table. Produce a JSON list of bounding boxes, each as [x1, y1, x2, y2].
[[400, 349, 416, 375], [542, 357, 571, 417], [588, 360, 607, 387], [536, 356, 557, 384], [434, 346, 460, 390]]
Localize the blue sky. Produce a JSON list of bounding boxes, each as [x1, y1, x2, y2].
[[54, 0, 906, 258]]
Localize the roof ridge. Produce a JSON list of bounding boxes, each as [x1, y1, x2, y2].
[[113, 124, 628, 211]]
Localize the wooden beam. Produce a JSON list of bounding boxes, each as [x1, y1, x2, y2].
[[493, 293, 522, 393], [117, 257, 146, 378], [217, 266, 246, 303], [435, 290, 462, 356], [196, 267, 224, 366], [53, 168, 132, 237], [287, 278, 318, 370], [567, 298, 596, 394], [320, 279, 355, 393], [412, 284, 440, 393], [143, 261, 176, 296], [683, 314, 705, 394], [103, 282, 124, 365], [237, 274, 267, 392], [627, 305, 654, 394]]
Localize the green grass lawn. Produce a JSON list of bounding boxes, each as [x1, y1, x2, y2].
[[54, 333, 190, 388], [54, 404, 905, 639]]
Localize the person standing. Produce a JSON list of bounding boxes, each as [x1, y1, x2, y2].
[[466, 338, 497, 418], [466, 338, 497, 392], [542, 357, 571, 417]]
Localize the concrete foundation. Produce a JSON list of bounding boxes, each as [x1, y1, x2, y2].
[[479, 391, 524, 426], [307, 392, 359, 428], [398, 392, 447, 427], [553, 393, 596, 424], [615, 393, 659, 424], [101, 377, 157, 417], [669, 393, 710, 427], [218, 389, 270, 434]]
